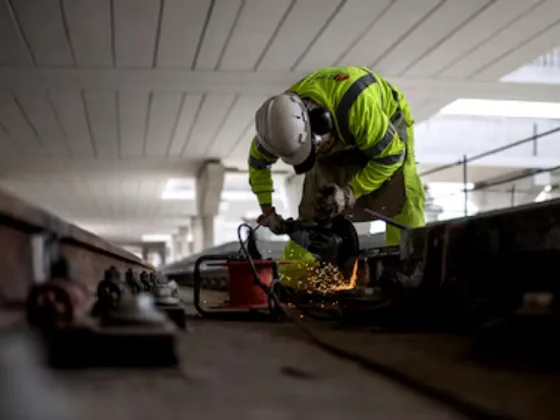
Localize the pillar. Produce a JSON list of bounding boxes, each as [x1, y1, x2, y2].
[[191, 217, 204, 254], [178, 226, 190, 259], [172, 226, 190, 261], [194, 160, 225, 251], [171, 233, 181, 261], [191, 216, 215, 252], [158, 243, 167, 266]]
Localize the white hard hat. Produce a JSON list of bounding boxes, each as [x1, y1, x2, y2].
[[255, 93, 313, 167]]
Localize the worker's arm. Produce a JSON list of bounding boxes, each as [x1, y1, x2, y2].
[[248, 136, 279, 211], [347, 96, 405, 198]]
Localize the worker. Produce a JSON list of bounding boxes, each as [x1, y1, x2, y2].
[[247, 66, 425, 282]]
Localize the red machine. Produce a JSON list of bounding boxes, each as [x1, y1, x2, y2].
[[193, 255, 289, 319], [193, 218, 360, 319]]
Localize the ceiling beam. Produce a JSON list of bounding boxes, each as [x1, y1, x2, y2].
[[0, 157, 199, 179], [1, 68, 560, 103], [0, 157, 291, 180]]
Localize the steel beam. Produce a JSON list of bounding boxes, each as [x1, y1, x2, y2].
[[1, 68, 560, 103], [0, 188, 152, 305]]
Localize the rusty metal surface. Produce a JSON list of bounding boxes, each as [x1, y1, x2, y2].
[[348, 198, 560, 326], [0, 188, 143, 263], [27, 278, 94, 329], [0, 188, 151, 305], [0, 224, 35, 302]]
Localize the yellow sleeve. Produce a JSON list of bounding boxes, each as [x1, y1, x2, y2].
[[248, 137, 278, 205], [347, 96, 405, 198]]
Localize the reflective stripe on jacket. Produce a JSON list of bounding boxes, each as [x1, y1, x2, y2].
[[248, 66, 412, 204]]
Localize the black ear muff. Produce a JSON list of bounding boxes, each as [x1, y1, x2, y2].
[[308, 107, 333, 136], [293, 144, 316, 175]]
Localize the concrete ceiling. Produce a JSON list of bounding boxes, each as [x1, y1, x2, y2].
[[1, 0, 560, 241]]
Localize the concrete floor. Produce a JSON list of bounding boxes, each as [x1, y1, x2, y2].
[[12, 284, 560, 420], [51, 320, 467, 420], [1, 290, 467, 420], [4, 283, 560, 420]]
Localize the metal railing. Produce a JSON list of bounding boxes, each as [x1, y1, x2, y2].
[[420, 124, 560, 217]]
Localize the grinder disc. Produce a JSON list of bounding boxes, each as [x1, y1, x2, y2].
[[330, 216, 360, 270]]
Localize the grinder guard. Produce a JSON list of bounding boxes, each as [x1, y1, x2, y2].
[[284, 216, 360, 270]]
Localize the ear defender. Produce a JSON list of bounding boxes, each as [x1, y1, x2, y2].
[[308, 107, 334, 136]]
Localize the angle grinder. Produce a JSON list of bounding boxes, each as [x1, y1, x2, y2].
[[281, 215, 360, 270]]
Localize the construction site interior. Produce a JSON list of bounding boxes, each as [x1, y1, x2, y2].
[[2, 1, 560, 419]]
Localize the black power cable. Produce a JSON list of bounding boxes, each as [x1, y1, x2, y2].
[[236, 223, 339, 321], [234, 222, 509, 420]]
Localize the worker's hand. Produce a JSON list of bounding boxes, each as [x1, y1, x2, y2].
[[257, 207, 285, 235], [315, 185, 356, 219]]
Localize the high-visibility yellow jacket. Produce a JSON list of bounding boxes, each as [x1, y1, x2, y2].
[[248, 66, 413, 205]]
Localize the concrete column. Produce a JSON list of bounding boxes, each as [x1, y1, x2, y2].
[[202, 216, 214, 249], [171, 226, 190, 261], [158, 244, 167, 266], [191, 217, 215, 252], [191, 217, 204, 254], [284, 174, 304, 218], [171, 233, 181, 262], [177, 226, 190, 259], [194, 160, 225, 252], [196, 160, 225, 216]]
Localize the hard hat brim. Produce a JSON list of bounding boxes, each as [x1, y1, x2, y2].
[[280, 133, 312, 166]]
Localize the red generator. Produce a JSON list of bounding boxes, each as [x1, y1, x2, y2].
[[193, 255, 289, 319]]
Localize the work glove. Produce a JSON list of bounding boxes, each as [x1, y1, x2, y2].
[[257, 207, 286, 235], [315, 185, 356, 219]]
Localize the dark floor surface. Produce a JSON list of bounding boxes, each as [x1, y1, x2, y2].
[[50, 320, 467, 420], [1, 289, 467, 420], [4, 287, 560, 419]]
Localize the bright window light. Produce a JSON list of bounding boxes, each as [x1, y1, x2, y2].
[[141, 234, 172, 242], [244, 210, 262, 220], [535, 185, 553, 203], [440, 99, 560, 119], [221, 190, 284, 201], [161, 178, 195, 200], [219, 201, 230, 212], [429, 181, 474, 191], [369, 221, 385, 234], [428, 182, 478, 219]]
